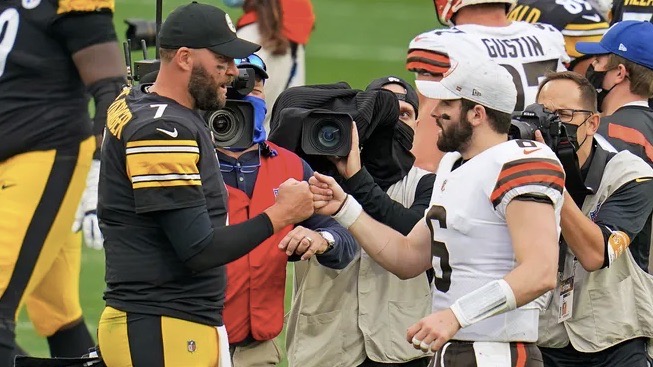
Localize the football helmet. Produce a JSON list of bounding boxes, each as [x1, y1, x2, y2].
[[587, 0, 613, 21], [434, 0, 517, 24]]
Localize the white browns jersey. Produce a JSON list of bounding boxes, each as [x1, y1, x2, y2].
[[409, 22, 570, 112], [427, 139, 564, 342]]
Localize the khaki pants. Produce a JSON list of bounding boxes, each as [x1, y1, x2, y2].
[[230, 339, 282, 367]]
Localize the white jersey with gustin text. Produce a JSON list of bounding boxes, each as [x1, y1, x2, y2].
[[411, 22, 569, 112]]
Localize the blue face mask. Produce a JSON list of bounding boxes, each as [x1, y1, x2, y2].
[[244, 95, 267, 145], [223, 0, 244, 7]]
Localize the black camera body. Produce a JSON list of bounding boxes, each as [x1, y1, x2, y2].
[[300, 111, 353, 157], [205, 100, 255, 149], [206, 67, 257, 150], [509, 103, 565, 151], [133, 59, 161, 83], [269, 108, 353, 175], [509, 103, 591, 198]]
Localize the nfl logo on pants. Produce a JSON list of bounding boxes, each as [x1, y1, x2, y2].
[[187, 340, 197, 353]]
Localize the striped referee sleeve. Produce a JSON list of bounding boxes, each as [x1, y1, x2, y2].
[[491, 158, 565, 213]]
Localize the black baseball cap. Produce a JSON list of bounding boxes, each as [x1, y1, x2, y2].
[[366, 76, 419, 118], [159, 1, 260, 59]]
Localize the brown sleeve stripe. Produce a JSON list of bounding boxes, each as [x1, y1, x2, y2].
[[406, 49, 451, 74], [496, 159, 563, 182], [491, 159, 565, 208]]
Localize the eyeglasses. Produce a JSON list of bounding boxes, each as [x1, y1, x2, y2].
[[235, 54, 267, 72], [553, 109, 594, 123]]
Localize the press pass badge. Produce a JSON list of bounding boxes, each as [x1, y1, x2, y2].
[[558, 276, 574, 323]]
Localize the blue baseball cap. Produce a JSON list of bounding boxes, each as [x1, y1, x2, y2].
[[235, 53, 268, 79], [576, 20, 653, 70]]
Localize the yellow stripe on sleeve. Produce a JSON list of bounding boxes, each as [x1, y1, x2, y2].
[[126, 140, 199, 148], [57, 0, 115, 14], [132, 179, 202, 189], [564, 22, 610, 31], [126, 151, 200, 187]]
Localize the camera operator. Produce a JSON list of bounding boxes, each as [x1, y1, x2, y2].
[[215, 54, 357, 367], [96, 4, 315, 366], [577, 21, 653, 272], [576, 21, 653, 169], [283, 76, 437, 367], [534, 71, 653, 367]]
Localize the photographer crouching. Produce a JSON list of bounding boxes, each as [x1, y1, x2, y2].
[[533, 71, 653, 367], [212, 53, 357, 367], [280, 77, 435, 367]]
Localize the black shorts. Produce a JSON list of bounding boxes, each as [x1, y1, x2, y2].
[[541, 338, 651, 367]]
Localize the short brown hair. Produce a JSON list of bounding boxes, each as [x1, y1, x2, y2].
[[461, 98, 512, 134], [606, 54, 653, 98], [536, 71, 598, 112], [159, 47, 179, 62]]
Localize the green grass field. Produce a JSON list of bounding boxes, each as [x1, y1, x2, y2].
[[16, 1, 438, 364]]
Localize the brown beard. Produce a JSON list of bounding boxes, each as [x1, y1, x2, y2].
[[189, 64, 225, 111], [437, 112, 473, 153]]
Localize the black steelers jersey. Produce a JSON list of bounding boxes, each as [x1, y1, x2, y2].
[[0, 0, 114, 161], [510, 0, 610, 59], [611, 0, 653, 23], [98, 85, 230, 326]]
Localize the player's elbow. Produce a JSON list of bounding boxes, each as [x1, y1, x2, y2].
[[395, 259, 432, 280], [396, 271, 419, 280], [539, 271, 558, 294], [533, 259, 558, 294], [577, 251, 604, 272]]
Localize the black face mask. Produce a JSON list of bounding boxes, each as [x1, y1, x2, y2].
[[361, 120, 415, 191], [562, 120, 589, 151], [394, 120, 414, 152], [585, 65, 615, 112]]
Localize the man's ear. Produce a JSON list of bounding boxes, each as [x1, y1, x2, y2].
[[175, 47, 193, 72], [469, 104, 485, 127], [586, 113, 601, 136], [615, 63, 629, 84]]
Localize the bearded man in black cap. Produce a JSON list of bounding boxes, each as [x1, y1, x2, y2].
[[96, 3, 315, 366], [283, 76, 436, 367]]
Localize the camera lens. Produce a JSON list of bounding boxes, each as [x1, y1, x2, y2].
[[317, 123, 341, 148], [206, 108, 244, 146], [213, 114, 234, 134]]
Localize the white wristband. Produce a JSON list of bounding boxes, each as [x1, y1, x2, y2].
[[331, 195, 363, 229], [449, 279, 517, 328]]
